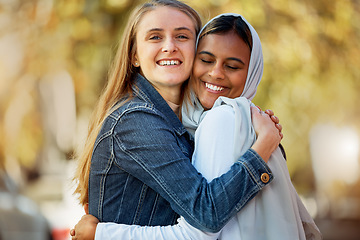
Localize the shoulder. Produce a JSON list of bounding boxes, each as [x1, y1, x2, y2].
[[98, 97, 164, 135], [197, 98, 252, 138], [110, 97, 155, 119], [197, 105, 236, 138], [204, 104, 235, 121], [204, 97, 252, 125], [200, 104, 236, 129], [103, 97, 173, 131]]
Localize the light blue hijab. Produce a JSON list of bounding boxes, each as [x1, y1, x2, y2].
[[182, 13, 264, 135]]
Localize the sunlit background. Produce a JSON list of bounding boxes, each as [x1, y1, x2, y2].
[[0, 0, 359, 239]]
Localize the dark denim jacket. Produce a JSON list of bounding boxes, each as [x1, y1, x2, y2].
[[88, 74, 273, 232]]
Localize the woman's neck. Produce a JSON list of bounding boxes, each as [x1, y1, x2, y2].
[[156, 86, 182, 105], [158, 86, 183, 118], [166, 100, 180, 117]]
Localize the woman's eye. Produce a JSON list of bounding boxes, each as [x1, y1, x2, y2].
[[177, 34, 189, 39], [227, 65, 239, 70], [201, 58, 213, 64], [149, 35, 161, 40]]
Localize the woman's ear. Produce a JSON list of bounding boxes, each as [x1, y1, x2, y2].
[[132, 55, 140, 67]]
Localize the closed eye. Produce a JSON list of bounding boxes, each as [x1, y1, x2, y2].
[[201, 58, 213, 64], [227, 65, 239, 70], [198, 51, 216, 64]]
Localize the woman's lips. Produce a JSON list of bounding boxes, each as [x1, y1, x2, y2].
[[157, 59, 182, 66], [204, 81, 225, 92]]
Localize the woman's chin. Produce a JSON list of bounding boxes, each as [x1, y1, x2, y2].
[[199, 98, 216, 110]]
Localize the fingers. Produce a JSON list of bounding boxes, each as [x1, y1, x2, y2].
[[255, 107, 279, 123], [70, 228, 77, 240], [263, 109, 279, 124], [256, 106, 283, 138], [252, 106, 267, 118], [271, 115, 279, 124], [276, 122, 283, 139], [258, 107, 278, 122], [265, 109, 274, 116]]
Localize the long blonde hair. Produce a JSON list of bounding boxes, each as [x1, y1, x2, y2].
[[73, 0, 201, 206]]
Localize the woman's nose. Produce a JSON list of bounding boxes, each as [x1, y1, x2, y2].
[[208, 63, 225, 80], [162, 38, 178, 53]]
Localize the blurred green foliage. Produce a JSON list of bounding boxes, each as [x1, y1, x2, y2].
[[0, 0, 359, 198]]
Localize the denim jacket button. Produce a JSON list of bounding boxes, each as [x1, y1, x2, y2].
[[260, 173, 270, 183]]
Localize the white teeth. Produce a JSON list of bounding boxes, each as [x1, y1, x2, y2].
[[205, 82, 224, 91], [159, 60, 180, 66]]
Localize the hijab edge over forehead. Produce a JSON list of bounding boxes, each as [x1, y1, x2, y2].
[[196, 13, 264, 101]]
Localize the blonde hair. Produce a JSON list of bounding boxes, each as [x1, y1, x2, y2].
[[73, 0, 201, 206]]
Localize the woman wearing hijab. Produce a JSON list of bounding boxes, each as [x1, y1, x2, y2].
[[71, 13, 321, 240]]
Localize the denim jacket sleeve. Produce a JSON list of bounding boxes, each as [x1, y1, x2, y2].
[[111, 105, 272, 233]]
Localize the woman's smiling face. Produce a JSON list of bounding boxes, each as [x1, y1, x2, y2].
[[192, 31, 251, 110], [135, 6, 196, 92]]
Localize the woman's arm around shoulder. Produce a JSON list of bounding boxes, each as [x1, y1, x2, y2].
[[71, 214, 219, 240]]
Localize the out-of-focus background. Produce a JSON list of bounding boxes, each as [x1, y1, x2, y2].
[[0, 0, 359, 239]]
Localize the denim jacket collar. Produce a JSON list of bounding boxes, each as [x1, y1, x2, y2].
[[133, 73, 187, 136]]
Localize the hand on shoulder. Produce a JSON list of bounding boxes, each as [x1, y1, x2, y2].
[[250, 106, 282, 162]]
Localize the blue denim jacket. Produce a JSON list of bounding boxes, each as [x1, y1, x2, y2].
[[88, 74, 273, 232]]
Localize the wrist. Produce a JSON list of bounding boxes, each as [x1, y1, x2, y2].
[[251, 137, 276, 162]]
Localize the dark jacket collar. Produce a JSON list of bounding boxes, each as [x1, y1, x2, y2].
[[133, 74, 187, 135]]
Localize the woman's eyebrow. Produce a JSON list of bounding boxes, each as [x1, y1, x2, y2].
[[198, 51, 215, 57], [147, 28, 163, 33], [227, 57, 245, 65], [146, 27, 194, 34], [175, 27, 194, 33]]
